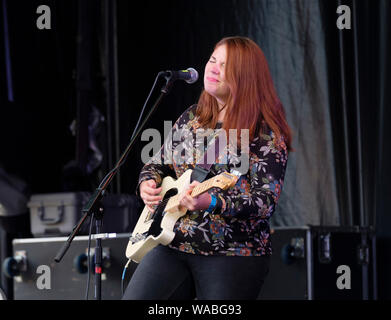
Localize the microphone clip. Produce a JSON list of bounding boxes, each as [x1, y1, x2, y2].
[[159, 68, 199, 84]]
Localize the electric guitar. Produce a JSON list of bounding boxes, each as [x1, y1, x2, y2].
[[125, 169, 239, 263]]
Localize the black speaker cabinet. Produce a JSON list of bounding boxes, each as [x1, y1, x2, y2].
[[258, 226, 377, 300], [5, 233, 135, 300]]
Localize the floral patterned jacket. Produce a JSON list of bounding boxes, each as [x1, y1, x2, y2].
[[138, 105, 288, 256]]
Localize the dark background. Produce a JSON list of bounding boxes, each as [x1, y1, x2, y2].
[[0, 0, 390, 299]]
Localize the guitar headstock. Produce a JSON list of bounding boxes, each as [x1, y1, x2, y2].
[[212, 172, 239, 190]]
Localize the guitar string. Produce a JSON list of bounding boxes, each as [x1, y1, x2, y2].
[[191, 177, 215, 197], [151, 175, 224, 219]]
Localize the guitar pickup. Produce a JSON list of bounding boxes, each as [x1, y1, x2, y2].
[[144, 211, 154, 222]]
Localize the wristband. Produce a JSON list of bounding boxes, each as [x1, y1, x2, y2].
[[214, 195, 223, 212], [206, 194, 217, 213]]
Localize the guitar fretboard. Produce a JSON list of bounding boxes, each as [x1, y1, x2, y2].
[[165, 176, 217, 211], [191, 177, 216, 197], [163, 172, 237, 213]]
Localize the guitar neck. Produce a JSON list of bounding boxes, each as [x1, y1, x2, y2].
[[191, 178, 216, 197], [166, 176, 217, 212]]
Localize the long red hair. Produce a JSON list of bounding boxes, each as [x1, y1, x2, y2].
[[196, 36, 292, 151]]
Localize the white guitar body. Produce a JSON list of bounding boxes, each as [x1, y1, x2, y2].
[[125, 170, 192, 263], [125, 169, 238, 263]]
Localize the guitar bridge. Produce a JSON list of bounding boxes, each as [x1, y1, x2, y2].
[[129, 233, 147, 244]]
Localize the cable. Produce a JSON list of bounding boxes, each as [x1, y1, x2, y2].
[[121, 259, 132, 296], [121, 264, 127, 296], [85, 213, 95, 300]]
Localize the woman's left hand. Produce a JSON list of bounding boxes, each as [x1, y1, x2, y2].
[[178, 181, 212, 211]]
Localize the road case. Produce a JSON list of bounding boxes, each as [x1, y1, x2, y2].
[[258, 225, 377, 300]]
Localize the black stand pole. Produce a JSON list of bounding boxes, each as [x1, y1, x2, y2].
[[54, 73, 175, 300], [94, 206, 103, 300]]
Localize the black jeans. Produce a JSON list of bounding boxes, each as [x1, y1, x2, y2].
[[122, 245, 270, 300]]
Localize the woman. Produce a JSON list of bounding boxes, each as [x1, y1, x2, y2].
[[122, 36, 292, 300]]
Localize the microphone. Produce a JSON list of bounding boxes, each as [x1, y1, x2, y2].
[[161, 68, 199, 84]]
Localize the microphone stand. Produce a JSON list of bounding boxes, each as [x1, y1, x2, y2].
[[54, 72, 176, 300]]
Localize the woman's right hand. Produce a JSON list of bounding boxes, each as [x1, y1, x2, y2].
[[139, 179, 163, 212]]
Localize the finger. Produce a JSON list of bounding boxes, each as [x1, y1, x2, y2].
[[141, 191, 160, 203], [153, 186, 163, 194], [146, 180, 156, 188], [186, 181, 199, 196], [144, 198, 160, 206], [143, 194, 162, 202], [142, 185, 159, 193], [140, 180, 155, 192], [179, 197, 188, 210], [144, 186, 162, 195], [187, 181, 199, 191], [141, 180, 161, 193], [180, 195, 195, 210], [142, 199, 161, 209], [185, 194, 196, 204], [178, 193, 187, 205], [144, 201, 160, 208], [178, 190, 189, 202], [185, 187, 194, 197]]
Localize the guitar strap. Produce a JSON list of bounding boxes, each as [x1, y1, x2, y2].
[[191, 129, 226, 183]]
